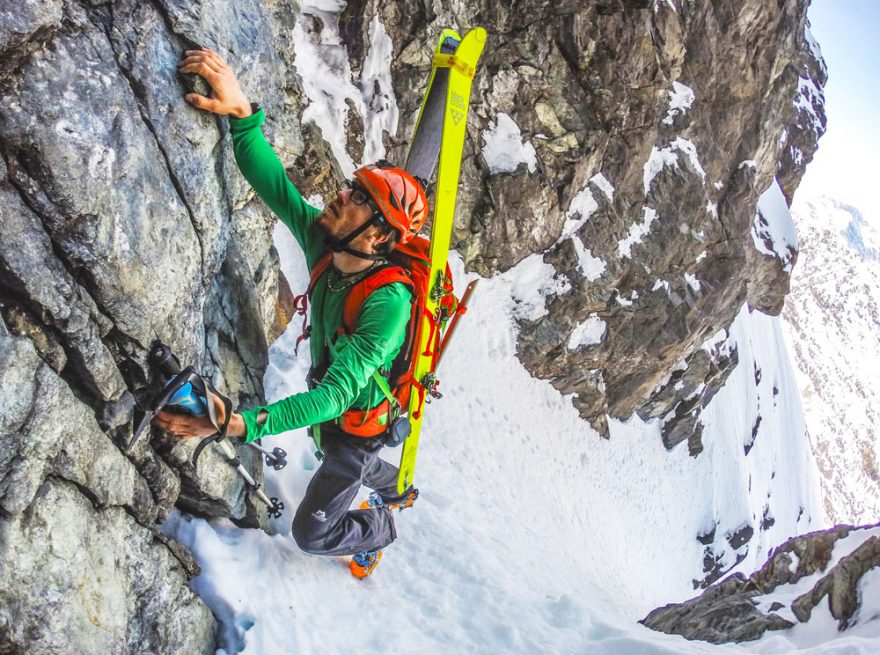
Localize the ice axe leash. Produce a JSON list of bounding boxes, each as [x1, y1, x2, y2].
[[129, 342, 286, 519]]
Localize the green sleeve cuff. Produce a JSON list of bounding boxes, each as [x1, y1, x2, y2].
[[229, 108, 265, 137], [240, 406, 266, 443]]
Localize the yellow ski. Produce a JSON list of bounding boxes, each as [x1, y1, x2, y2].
[[398, 27, 486, 494]]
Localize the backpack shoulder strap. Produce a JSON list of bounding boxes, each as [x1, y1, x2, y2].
[[292, 252, 335, 355], [341, 265, 414, 334], [308, 252, 334, 293]]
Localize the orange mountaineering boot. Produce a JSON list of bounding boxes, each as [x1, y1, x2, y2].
[[350, 550, 383, 579], [359, 487, 419, 512]]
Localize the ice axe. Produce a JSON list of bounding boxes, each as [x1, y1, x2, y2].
[[130, 342, 286, 518]]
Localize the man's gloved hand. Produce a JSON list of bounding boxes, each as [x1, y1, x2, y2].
[[178, 47, 253, 118]]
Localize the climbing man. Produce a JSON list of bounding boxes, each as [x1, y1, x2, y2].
[[154, 47, 423, 578]]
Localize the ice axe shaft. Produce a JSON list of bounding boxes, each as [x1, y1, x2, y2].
[[436, 278, 478, 369]]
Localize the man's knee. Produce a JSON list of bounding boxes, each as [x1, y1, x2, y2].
[[292, 505, 333, 554]]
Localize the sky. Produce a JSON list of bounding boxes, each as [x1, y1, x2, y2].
[[795, 0, 880, 224]]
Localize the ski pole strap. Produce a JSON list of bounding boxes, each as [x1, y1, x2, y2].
[[432, 53, 476, 79], [193, 375, 233, 436]]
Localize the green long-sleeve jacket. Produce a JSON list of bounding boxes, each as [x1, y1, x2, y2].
[[230, 110, 412, 442]]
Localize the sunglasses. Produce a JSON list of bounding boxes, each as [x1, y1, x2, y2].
[[340, 180, 389, 228], [342, 180, 375, 208]]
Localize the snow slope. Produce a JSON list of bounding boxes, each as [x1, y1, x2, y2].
[[782, 195, 880, 524], [161, 235, 880, 654]]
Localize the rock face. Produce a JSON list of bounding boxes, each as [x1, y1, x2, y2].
[[1, 0, 306, 651], [641, 523, 880, 644], [376, 0, 825, 438], [0, 326, 214, 653], [0, 0, 825, 653]]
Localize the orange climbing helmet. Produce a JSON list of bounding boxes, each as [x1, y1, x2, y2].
[[353, 162, 429, 244]]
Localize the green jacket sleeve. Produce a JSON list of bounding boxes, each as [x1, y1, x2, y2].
[[229, 110, 323, 264], [240, 283, 412, 441]]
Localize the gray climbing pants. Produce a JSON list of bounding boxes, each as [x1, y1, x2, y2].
[[291, 424, 403, 556]]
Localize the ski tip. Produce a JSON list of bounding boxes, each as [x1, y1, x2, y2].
[[469, 27, 487, 44], [439, 28, 462, 45]]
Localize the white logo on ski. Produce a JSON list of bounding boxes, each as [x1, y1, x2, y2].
[[450, 91, 466, 125], [312, 510, 327, 522]]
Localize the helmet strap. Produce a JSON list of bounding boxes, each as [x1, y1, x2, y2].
[[323, 212, 387, 261]]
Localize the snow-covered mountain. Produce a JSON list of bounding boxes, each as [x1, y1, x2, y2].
[[782, 195, 880, 525]]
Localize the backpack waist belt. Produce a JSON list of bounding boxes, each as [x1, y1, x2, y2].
[[333, 398, 391, 437]]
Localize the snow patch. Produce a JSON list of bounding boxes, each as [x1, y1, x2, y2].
[[805, 27, 827, 78], [561, 186, 599, 238], [591, 172, 615, 200], [685, 272, 701, 292], [644, 137, 706, 195], [619, 207, 659, 259], [293, 5, 397, 175], [568, 314, 606, 350], [504, 254, 571, 321], [616, 290, 638, 307], [571, 236, 607, 281], [560, 184, 607, 281], [662, 81, 695, 125], [752, 179, 798, 273], [481, 113, 538, 174], [652, 278, 670, 293], [794, 76, 823, 132], [700, 327, 730, 355], [360, 16, 399, 163], [653, 0, 678, 12]]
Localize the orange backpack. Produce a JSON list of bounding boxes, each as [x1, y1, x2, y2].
[[291, 235, 461, 439]]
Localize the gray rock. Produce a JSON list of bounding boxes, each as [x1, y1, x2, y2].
[[642, 573, 795, 643], [0, 0, 62, 78], [0, 330, 152, 523], [643, 523, 880, 644], [0, 479, 214, 655], [791, 535, 880, 628], [382, 0, 823, 454], [0, 161, 125, 401], [1, 0, 301, 649], [0, 20, 204, 353]]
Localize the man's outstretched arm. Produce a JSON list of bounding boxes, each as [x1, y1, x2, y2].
[[239, 283, 412, 441], [178, 48, 320, 256]]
